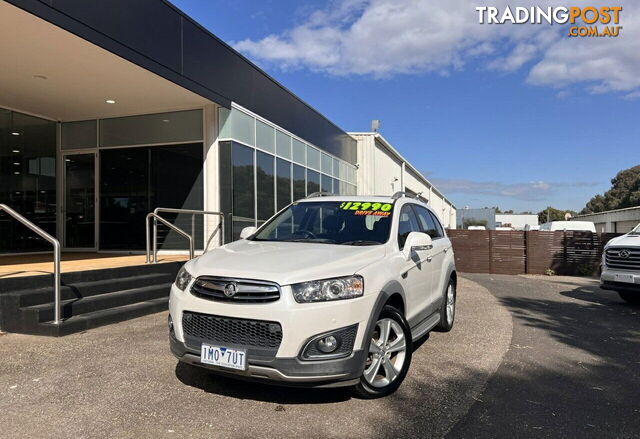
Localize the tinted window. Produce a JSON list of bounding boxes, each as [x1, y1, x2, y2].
[[276, 159, 291, 211], [413, 205, 442, 239], [321, 173, 333, 193], [293, 165, 306, 200], [397, 205, 420, 250], [429, 211, 445, 237], [231, 143, 254, 220], [256, 152, 275, 220], [253, 201, 392, 245], [307, 170, 320, 195]]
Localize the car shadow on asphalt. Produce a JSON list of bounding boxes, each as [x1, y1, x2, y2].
[[174, 361, 352, 404], [559, 284, 640, 307], [174, 333, 431, 404]]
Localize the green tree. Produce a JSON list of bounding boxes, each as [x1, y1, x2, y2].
[[582, 165, 640, 214], [538, 207, 577, 224]]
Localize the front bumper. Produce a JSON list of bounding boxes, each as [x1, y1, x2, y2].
[[169, 282, 376, 387], [600, 268, 640, 293], [170, 333, 365, 387]]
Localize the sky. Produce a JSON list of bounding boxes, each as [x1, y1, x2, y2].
[[172, 0, 639, 213]]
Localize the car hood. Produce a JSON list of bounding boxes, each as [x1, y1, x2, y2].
[[187, 239, 386, 285], [605, 233, 640, 248]]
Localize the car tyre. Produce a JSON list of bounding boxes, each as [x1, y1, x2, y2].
[[434, 277, 456, 332], [618, 291, 640, 305], [353, 305, 412, 399]]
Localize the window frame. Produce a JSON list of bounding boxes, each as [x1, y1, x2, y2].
[[397, 203, 421, 250], [411, 204, 444, 240]]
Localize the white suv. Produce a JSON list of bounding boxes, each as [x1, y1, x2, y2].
[[169, 194, 457, 397], [601, 223, 640, 304]]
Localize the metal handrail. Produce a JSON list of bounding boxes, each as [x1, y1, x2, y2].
[[154, 208, 224, 251], [146, 213, 194, 264], [0, 204, 62, 324]]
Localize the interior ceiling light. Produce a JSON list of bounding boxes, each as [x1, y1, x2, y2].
[[13, 162, 20, 165], [105, 99, 116, 104], [12, 150, 20, 153], [11, 132, 20, 136], [162, 119, 170, 123], [14, 171, 20, 175]]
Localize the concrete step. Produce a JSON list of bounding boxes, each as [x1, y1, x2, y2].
[[39, 297, 169, 336], [23, 283, 172, 323], [14, 273, 175, 307], [0, 261, 182, 336]]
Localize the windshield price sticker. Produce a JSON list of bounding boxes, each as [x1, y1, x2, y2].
[[339, 202, 393, 216]]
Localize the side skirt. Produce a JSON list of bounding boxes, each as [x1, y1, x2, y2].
[[410, 312, 440, 342]]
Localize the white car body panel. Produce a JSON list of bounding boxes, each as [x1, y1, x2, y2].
[[169, 195, 457, 385]]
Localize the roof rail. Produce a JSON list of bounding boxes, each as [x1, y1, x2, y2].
[[392, 191, 429, 203], [392, 191, 416, 200], [306, 191, 334, 198]]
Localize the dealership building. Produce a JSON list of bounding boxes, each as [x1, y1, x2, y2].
[[0, 0, 455, 257]]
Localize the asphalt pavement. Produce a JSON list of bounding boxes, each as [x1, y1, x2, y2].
[[448, 274, 640, 438], [1, 274, 638, 438], [0, 277, 511, 439]]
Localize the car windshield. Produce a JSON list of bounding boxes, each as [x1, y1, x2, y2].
[[630, 223, 640, 235], [251, 201, 394, 245]]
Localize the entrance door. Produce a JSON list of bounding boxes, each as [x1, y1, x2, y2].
[[63, 153, 96, 250], [99, 144, 203, 250]]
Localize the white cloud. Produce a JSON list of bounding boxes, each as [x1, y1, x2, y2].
[[428, 178, 598, 201], [234, 0, 639, 96]]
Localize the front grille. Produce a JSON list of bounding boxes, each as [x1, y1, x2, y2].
[[605, 248, 640, 271], [182, 311, 282, 359], [191, 276, 280, 303]]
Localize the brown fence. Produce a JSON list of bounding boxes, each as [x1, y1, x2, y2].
[[447, 230, 622, 276]]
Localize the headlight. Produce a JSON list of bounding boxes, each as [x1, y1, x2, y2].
[[292, 276, 364, 303], [175, 267, 193, 291]]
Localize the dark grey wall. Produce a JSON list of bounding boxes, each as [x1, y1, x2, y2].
[[8, 0, 356, 163]]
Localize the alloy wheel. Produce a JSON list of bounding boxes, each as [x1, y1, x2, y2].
[[446, 283, 455, 325], [363, 318, 407, 388]]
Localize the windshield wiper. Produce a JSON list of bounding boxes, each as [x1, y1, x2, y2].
[[284, 238, 336, 244], [341, 240, 381, 246]]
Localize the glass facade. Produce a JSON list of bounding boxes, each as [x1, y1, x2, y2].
[[100, 144, 203, 250], [218, 106, 357, 240], [256, 151, 275, 221], [99, 110, 203, 147], [62, 109, 205, 252], [64, 153, 95, 248], [0, 108, 56, 253]]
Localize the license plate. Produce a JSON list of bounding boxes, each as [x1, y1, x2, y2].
[[200, 344, 246, 371], [614, 273, 635, 284]]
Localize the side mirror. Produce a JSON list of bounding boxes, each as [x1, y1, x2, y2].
[[403, 232, 433, 260], [239, 226, 257, 239]]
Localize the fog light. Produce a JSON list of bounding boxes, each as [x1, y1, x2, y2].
[[316, 335, 338, 353], [168, 315, 174, 333]]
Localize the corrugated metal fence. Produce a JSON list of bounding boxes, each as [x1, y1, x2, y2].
[[447, 230, 621, 276]]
